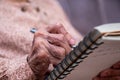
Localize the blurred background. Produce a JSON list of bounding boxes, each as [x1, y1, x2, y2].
[[58, 0, 120, 35]]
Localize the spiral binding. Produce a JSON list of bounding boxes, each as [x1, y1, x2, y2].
[[45, 29, 103, 80], [30, 28, 103, 80]]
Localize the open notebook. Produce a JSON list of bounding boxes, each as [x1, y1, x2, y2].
[[31, 23, 120, 80], [45, 23, 120, 80], [65, 23, 120, 80]]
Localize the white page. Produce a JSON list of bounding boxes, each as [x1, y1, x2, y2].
[[65, 23, 120, 80]]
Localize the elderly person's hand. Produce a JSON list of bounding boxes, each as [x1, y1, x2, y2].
[[27, 24, 75, 80], [93, 61, 120, 80]]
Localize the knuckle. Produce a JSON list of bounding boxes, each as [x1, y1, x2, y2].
[[32, 39, 47, 52], [33, 35, 47, 46], [66, 32, 72, 38], [51, 47, 65, 59], [39, 49, 48, 57], [31, 44, 49, 60], [34, 30, 47, 38], [56, 25, 63, 31], [58, 34, 64, 41], [34, 32, 42, 38], [58, 25, 63, 29], [33, 38, 41, 46], [57, 23, 64, 28], [58, 48, 65, 57]]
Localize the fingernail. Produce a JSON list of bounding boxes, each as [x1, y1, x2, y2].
[[70, 39, 75, 45]]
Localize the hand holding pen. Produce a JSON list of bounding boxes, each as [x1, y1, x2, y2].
[[28, 24, 75, 80]]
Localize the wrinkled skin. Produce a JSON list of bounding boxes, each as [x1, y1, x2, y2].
[[0, 0, 120, 80], [93, 61, 120, 80], [0, 0, 81, 80], [27, 24, 75, 80]]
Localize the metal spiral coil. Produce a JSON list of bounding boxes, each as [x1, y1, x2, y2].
[[45, 29, 103, 80]]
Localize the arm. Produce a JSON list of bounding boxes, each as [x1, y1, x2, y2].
[[0, 24, 74, 80]]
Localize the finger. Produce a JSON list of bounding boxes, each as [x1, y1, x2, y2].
[[45, 64, 54, 77], [47, 43, 66, 65], [47, 34, 65, 45], [48, 44, 65, 59], [28, 50, 50, 79], [33, 34, 66, 58], [34, 29, 48, 39], [48, 64, 54, 72], [47, 24, 75, 46], [32, 36, 48, 55], [99, 69, 120, 77], [30, 35, 51, 78], [93, 76, 120, 80], [47, 34, 71, 54], [57, 24, 75, 45], [112, 61, 120, 69]]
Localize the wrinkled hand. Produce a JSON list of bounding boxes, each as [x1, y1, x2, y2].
[[27, 24, 75, 80], [93, 61, 120, 80]]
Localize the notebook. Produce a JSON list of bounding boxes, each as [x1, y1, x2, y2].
[[65, 23, 120, 80], [44, 23, 120, 80]]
